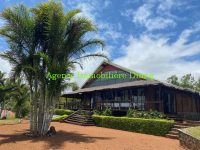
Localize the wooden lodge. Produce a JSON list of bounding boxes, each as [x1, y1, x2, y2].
[[62, 61, 200, 117]]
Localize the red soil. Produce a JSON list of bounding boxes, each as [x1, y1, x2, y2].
[[0, 121, 183, 150]]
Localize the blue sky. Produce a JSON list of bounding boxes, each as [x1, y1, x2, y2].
[[0, 0, 200, 86]]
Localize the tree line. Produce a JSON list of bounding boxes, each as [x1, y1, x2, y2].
[[167, 74, 200, 92]]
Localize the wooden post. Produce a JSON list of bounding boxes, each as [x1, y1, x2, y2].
[[159, 85, 162, 112]]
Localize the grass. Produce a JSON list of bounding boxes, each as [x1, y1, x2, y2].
[[185, 126, 200, 139], [0, 119, 20, 125], [52, 114, 68, 121]]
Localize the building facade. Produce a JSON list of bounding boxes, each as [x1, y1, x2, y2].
[[63, 61, 200, 116]]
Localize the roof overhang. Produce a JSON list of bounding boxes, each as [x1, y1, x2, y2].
[[62, 80, 200, 98]]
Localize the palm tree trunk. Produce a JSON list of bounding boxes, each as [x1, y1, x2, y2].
[[29, 91, 34, 132], [31, 78, 39, 135], [37, 84, 46, 135], [0, 102, 3, 118], [0, 101, 5, 118]]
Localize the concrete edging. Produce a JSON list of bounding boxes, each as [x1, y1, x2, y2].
[[179, 128, 200, 150]]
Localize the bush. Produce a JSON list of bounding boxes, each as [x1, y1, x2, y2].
[[102, 107, 112, 116], [127, 109, 166, 119], [54, 109, 74, 116], [52, 115, 68, 121], [92, 115, 174, 136], [93, 107, 112, 116], [93, 109, 102, 115]]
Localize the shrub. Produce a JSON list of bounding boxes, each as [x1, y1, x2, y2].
[[93, 115, 174, 136], [102, 107, 112, 116], [93, 107, 112, 116], [127, 108, 166, 119], [93, 109, 102, 115], [52, 115, 68, 121], [54, 109, 74, 116]]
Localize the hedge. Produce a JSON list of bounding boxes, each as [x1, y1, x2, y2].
[[54, 109, 74, 116], [52, 115, 68, 121], [92, 115, 174, 136]]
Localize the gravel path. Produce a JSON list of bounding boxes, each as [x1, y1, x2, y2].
[[0, 121, 183, 150]]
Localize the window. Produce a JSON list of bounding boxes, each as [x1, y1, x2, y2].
[[138, 88, 145, 110], [116, 90, 123, 101], [155, 87, 160, 111], [131, 88, 145, 110], [102, 91, 113, 101], [95, 92, 101, 101], [124, 90, 129, 101]]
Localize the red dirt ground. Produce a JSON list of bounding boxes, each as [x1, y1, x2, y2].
[[0, 121, 184, 150]]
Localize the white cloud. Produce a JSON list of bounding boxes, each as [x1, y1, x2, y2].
[[76, 2, 97, 21], [98, 22, 123, 40], [175, 21, 200, 46], [133, 3, 176, 31], [0, 57, 11, 76], [66, 0, 123, 41], [104, 0, 111, 8], [113, 28, 200, 81], [121, 0, 185, 31], [0, 19, 5, 27], [67, 0, 110, 21], [145, 17, 175, 31], [68, 24, 200, 87], [133, 4, 152, 24]]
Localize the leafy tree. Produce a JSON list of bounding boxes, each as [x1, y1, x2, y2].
[[167, 74, 200, 92], [0, 71, 16, 118], [72, 83, 79, 91], [0, 1, 107, 135], [194, 78, 200, 92], [167, 75, 179, 86], [9, 79, 30, 118], [180, 74, 195, 89]]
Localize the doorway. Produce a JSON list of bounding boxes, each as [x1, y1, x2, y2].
[[163, 91, 176, 114]]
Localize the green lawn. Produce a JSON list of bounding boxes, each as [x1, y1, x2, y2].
[[52, 115, 68, 121], [185, 126, 200, 139], [0, 119, 20, 125]]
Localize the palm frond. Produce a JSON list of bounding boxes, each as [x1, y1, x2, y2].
[[71, 53, 109, 62]]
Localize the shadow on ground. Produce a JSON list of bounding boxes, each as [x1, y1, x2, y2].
[[0, 130, 114, 149]]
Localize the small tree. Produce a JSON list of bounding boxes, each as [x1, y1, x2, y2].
[[180, 74, 195, 89], [194, 78, 200, 92], [167, 75, 179, 86], [9, 79, 30, 118], [0, 71, 16, 118]]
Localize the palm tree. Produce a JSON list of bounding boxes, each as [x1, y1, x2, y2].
[[8, 79, 30, 118], [0, 71, 7, 117], [0, 71, 16, 118], [0, 1, 107, 135]]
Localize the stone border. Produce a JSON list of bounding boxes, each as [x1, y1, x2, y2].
[[179, 128, 200, 150]]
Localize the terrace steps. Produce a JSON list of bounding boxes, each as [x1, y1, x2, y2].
[[63, 110, 95, 126], [166, 120, 200, 140]]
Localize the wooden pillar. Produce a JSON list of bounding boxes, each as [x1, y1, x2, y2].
[[159, 85, 162, 112], [145, 86, 149, 111], [181, 92, 183, 113], [113, 90, 115, 108]]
